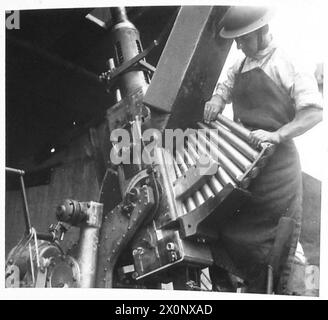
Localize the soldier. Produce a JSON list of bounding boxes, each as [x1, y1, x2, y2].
[[204, 6, 322, 294]]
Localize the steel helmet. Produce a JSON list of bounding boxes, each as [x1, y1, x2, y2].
[[220, 6, 274, 39]]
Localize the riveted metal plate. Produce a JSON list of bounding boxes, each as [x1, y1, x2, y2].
[[95, 185, 155, 287]]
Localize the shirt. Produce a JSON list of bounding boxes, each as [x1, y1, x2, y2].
[[214, 40, 323, 112]]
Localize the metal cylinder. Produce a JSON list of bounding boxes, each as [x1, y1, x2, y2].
[[110, 7, 148, 97], [198, 122, 253, 172], [216, 114, 253, 144], [174, 158, 197, 212], [76, 202, 103, 288], [185, 198, 196, 212], [183, 147, 196, 167], [195, 131, 244, 183], [193, 191, 205, 207], [183, 148, 215, 200], [216, 114, 275, 155], [77, 227, 99, 288], [176, 151, 205, 207], [173, 158, 182, 178], [56, 199, 88, 226], [201, 184, 215, 200], [210, 121, 260, 161], [209, 175, 223, 193], [216, 167, 236, 187], [176, 151, 188, 173]]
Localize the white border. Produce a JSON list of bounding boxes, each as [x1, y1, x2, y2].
[[1, 0, 327, 300]]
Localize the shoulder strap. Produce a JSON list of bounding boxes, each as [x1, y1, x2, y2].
[[238, 57, 247, 74]]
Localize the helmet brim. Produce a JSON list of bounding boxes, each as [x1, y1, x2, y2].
[[219, 8, 274, 39]]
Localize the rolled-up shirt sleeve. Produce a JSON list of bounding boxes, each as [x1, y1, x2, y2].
[[273, 53, 323, 111], [213, 60, 241, 104], [292, 69, 323, 111]]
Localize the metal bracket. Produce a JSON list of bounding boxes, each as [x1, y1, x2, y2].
[[176, 184, 250, 241], [99, 40, 159, 87], [173, 161, 219, 200], [96, 185, 155, 287], [106, 88, 150, 131]]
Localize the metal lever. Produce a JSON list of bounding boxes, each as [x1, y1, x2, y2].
[[6, 167, 31, 235]]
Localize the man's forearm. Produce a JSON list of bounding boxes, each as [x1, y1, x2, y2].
[[276, 107, 322, 142], [210, 94, 226, 108]]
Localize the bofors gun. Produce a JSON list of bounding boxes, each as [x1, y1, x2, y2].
[[6, 6, 277, 290]]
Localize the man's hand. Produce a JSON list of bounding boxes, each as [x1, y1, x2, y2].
[[249, 130, 281, 146], [203, 95, 226, 123]]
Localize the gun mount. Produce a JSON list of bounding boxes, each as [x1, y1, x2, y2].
[[6, 6, 280, 292]]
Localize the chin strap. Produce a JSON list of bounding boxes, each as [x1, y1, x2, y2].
[[256, 25, 271, 51], [257, 29, 264, 51]]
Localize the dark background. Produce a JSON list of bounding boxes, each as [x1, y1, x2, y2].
[[6, 7, 178, 171]]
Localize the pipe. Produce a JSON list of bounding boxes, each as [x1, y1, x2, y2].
[[6, 167, 32, 234], [19, 175, 32, 235], [216, 114, 253, 144], [192, 131, 244, 183], [173, 158, 197, 213], [110, 7, 149, 98], [210, 121, 259, 161], [217, 167, 236, 187], [198, 122, 253, 172], [176, 151, 205, 208], [209, 175, 223, 193], [183, 148, 214, 200]]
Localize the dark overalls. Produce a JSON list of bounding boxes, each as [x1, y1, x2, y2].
[[211, 52, 303, 294]]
